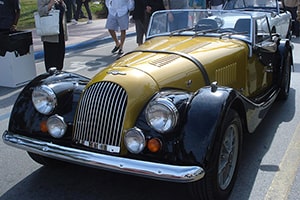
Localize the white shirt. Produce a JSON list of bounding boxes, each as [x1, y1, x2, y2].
[[105, 0, 135, 17]]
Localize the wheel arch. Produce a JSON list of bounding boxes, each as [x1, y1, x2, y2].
[[277, 38, 293, 84], [181, 85, 245, 165], [185, 88, 245, 200]]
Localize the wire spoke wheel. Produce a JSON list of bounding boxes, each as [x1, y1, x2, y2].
[[218, 123, 239, 190]]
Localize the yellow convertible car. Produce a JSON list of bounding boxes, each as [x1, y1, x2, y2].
[[3, 10, 293, 200]]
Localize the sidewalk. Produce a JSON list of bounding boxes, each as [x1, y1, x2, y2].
[[32, 18, 136, 60]]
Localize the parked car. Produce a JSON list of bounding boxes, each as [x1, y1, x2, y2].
[[3, 9, 293, 200], [223, 0, 292, 38]]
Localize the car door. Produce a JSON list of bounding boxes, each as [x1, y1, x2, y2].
[[246, 17, 276, 98]]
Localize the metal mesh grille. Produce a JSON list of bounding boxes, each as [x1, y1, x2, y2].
[[73, 82, 127, 153]]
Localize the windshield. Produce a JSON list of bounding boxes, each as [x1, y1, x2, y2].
[[147, 10, 255, 43]]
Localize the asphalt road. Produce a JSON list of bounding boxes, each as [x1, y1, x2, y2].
[[1, 36, 300, 200]]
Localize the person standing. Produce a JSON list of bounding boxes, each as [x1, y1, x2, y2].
[[0, 0, 20, 33], [73, 0, 93, 24], [105, 0, 135, 54], [284, 0, 300, 37], [37, 0, 68, 71]]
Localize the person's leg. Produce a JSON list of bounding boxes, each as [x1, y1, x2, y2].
[[119, 30, 126, 51], [108, 29, 121, 53], [56, 31, 65, 70], [83, 1, 92, 21], [108, 29, 119, 47], [71, 0, 77, 19], [135, 19, 145, 45], [65, 0, 72, 22], [74, 0, 82, 22], [43, 41, 65, 71], [117, 14, 129, 53], [106, 14, 121, 52]]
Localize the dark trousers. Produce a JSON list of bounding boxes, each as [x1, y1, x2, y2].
[[286, 6, 299, 37], [75, 0, 92, 20], [65, 0, 77, 21], [43, 32, 65, 71]]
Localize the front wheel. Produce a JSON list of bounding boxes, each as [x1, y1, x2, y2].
[[188, 109, 243, 200]]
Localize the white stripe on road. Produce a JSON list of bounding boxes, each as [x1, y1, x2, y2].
[[264, 123, 300, 200]]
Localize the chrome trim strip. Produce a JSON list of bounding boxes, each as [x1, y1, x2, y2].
[[2, 131, 205, 183]]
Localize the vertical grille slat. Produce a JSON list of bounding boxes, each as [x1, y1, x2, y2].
[[73, 82, 128, 153]]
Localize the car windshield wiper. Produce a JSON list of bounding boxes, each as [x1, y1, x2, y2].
[[170, 27, 194, 36], [194, 28, 220, 36]]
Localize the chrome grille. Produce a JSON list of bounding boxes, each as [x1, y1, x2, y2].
[[73, 82, 127, 153]]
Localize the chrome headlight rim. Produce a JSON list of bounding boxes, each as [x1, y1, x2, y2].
[[124, 127, 146, 154], [47, 114, 67, 138], [32, 85, 57, 115], [145, 97, 179, 133]]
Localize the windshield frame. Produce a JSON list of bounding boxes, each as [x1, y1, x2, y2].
[[146, 9, 271, 46]]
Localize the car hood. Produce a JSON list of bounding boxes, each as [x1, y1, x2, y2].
[[91, 36, 247, 90], [86, 36, 247, 124]]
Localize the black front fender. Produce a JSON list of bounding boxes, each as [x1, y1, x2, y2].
[[8, 71, 90, 136], [181, 85, 238, 165]]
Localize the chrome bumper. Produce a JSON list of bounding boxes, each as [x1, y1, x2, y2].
[[2, 131, 205, 183]]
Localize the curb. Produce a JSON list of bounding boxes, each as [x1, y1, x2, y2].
[[34, 32, 136, 60]]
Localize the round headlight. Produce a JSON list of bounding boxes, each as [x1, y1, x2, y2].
[[47, 115, 67, 138], [145, 98, 179, 133], [32, 85, 57, 115], [124, 128, 146, 154]]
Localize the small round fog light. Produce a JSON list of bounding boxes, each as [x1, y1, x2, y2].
[[47, 115, 67, 138], [124, 127, 146, 154]]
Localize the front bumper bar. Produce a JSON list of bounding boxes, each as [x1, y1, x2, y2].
[[3, 131, 205, 183]]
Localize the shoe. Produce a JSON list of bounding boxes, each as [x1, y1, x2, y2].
[[87, 20, 93, 24], [118, 49, 124, 55], [71, 19, 78, 25], [111, 46, 120, 53]]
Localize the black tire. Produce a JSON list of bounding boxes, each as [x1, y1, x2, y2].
[[27, 152, 64, 167], [188, 109, 243, 200], [278, 50, 291, 100]]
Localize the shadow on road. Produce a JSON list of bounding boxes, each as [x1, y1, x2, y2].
[[230, 87, 296, 199], [1, 161, 188, 200]]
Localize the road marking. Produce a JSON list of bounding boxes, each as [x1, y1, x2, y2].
[[264, 123, 300, 200]]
